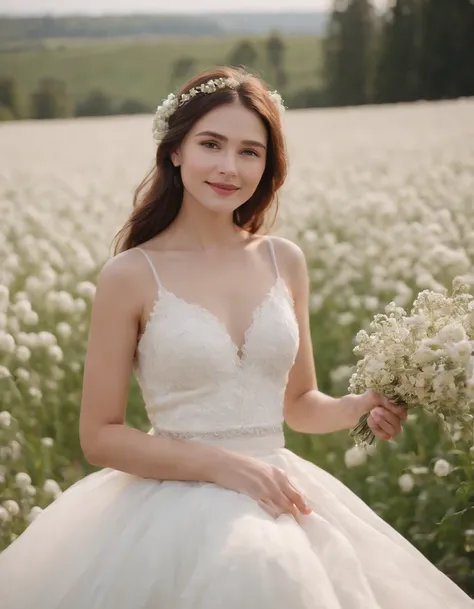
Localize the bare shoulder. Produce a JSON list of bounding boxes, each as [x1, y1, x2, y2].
[[267, 235, 308, 282], [96, 248, 148, 299]]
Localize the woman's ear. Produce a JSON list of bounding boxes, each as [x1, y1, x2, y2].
[[170, 149, 181, 168]]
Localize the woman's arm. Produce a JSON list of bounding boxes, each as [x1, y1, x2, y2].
[[274, 237, 405, 438], [79, 251, 242, 481]]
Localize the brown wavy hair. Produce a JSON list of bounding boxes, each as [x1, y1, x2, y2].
[[113, 66, 288, 254]]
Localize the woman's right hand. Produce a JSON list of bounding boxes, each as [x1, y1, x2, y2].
[[213, 454, 313, 522]]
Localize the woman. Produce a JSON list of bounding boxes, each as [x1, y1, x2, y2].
[[0, 66, 472, 608]]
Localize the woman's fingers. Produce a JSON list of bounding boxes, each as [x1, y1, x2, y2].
[[379, 408, 402, 435], [258, 497, 302, 523], [258, 499, 278, 519], [381, 398, 408, 420], [367, 413, 392, 440], [282, 481, 312, 515]]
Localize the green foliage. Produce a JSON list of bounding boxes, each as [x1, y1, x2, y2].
[[325, 0, 474, 106], [227, 40, 259, 70], [0, 103, 14, 121], [324, 0, 375, 106], [117, 98, 152, 115], [76, 89, 113, 117], [169, 56, 196, 89], [30, 77, 73, 119], [0, 77, 21, 118]]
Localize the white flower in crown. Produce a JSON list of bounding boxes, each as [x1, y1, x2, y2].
[[268, 90, 286, 116], [152, 77, 286, 145]]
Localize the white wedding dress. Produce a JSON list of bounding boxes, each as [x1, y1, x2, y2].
[[0, 238, 472, 609]]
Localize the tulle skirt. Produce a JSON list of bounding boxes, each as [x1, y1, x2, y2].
[[0, 447, 472, 609]]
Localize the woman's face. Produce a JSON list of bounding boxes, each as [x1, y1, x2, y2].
[[171, 101, 268, 216]]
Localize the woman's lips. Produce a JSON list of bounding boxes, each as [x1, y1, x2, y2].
[[206, 182, 240, 196]]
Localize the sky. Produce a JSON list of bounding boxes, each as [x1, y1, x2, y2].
[[1, 0, 386, 16]]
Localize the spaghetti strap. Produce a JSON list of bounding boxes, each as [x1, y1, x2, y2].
[[136, 247, 163, 290], [266, 237, 280, 279]]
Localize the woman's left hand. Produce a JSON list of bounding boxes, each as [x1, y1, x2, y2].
[[355, 389, 408, 440]]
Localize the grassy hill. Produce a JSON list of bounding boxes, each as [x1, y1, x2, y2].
[[0, 35, 323, 114]]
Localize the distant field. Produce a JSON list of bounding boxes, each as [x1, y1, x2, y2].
[[0, 35, 322, 110]]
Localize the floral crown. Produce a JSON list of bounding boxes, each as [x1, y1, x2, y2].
[[152, 76, 286, 145]]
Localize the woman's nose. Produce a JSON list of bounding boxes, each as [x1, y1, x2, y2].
[[218, 152, 238, 175]]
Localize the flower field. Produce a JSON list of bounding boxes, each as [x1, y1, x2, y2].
[[0, 99, 473, 593]]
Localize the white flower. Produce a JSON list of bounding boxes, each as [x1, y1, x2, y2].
[[23, 310, 39, 325], [48, 344, 63, 363], [0, 506, 10, 523], [43, 479, 62, 498], [3, 499, 20, 516], [74, 298, 87, 314], [438, 322, 467, 344], [28, 387, 43, 401], [398, 473, 415, 493], [9, 440, 22, 460], [76, 281, 96, 299], [37, 331, 57, 347], [41, 437, 55, 448], [15, 367, 30, 381], [0, 365, 11, 380], [25, 484, 37, 497], [15, 472, 32, 489], [344, 445, 367, 468], [152, 76, 285, 144], [269, 90, 286, 115], [27, 506, 43, 523], [433, 458, 452, 477], [12, 299, 32, 319], [0, 411, 12, 427], [15, 345, 31, 362], [0, 331, 15, 353]]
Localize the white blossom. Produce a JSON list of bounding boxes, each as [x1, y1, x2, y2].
[[27, 506, 43, 523], [152, 77, 285, 145], [15, 345, 31, 362], [0, 331, 15, 353], [0, 506, 10, 523], [0, 410, 12, 427], [76, 281, 96, 299], [398, 473, 415, 493], [15, 472, 32, 489], [349, 278, 474, 445], [433, 459, 452, 477], [0, 365, 11, 379], [3, 499, 20, 516], [43, 479, 62, 498], [344, 445, 367, 468]]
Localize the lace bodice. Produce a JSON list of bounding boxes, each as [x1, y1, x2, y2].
[[133, 237, 300, 453]]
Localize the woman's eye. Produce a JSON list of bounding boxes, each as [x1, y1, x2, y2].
[[201, 141, 219, 149], [242, 149, 259, 157]]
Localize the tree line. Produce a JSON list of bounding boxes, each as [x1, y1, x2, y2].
[[0, 0, 473, 121], [324, 0, 474, 106]]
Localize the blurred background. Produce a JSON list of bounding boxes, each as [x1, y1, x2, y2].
[[0, 0, 473, 120], [0, 0, 473, 599]]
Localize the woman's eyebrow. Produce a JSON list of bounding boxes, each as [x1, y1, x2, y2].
[[195, 130, 267, 150]]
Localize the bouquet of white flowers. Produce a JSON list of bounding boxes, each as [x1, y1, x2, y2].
[[349, 278, 474, 446]]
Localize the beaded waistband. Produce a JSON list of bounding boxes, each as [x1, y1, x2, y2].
[[149, 423, 283, 441]]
